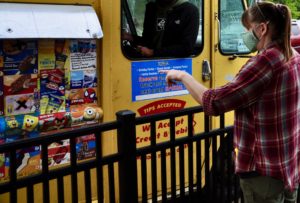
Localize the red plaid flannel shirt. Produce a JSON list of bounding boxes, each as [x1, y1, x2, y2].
[[202, 43, 300, 190]]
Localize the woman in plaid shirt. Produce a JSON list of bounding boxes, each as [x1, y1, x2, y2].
[[161, 1, 300, 203]]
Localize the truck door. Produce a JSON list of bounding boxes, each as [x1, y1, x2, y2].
[[210, 0, 250, 126]]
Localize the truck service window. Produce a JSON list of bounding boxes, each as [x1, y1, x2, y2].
[[121, 0, 203, 59]]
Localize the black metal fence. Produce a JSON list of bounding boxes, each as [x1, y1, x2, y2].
[[0, 106, 242, 203]]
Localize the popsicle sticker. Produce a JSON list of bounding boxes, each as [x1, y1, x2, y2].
[[2, 40, 38, 75]]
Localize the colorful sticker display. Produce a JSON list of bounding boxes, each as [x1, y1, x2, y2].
[[0, 39, 101, 182], [47, 134, 96, 168], [0, 39, 101, 136]]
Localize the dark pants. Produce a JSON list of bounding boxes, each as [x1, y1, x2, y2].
[[239, 175, 298, 203]]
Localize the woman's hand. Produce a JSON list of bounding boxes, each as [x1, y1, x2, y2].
[[159, 69, 208, 104], [159, 70, 188, 86]]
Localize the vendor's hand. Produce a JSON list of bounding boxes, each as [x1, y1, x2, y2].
[[137, 46, 154, 57], [159, 70, 188, 86]]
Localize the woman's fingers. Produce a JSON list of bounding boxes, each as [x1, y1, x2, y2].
[[159, 70, 177, 86]]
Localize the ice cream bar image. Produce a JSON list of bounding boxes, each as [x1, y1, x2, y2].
[[18, 56, 36, 73]]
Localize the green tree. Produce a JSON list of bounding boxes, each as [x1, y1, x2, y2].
[[248, 0, 300, 19], [270, 0, 300, 19]]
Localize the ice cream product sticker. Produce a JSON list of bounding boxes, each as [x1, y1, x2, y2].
[[4, 74, 38, 96], [45, 95, 65, 114], [40, 69, 65, 97], [39, 112, 71, 132], [66, 88, 97, 107], [5, 93, 38, 116], [0, 153, 5, 178], [76, 134, 96, 160], [70, 69, 97, 89], [38, 40, 55, 70], [70, 40, 97, 71], [0, 76, 3, 116], [2, 40, 38, 75], [48, 140, 70, 167], [70, 104, 103, 127], [0, 44, 3, 70], [0, 114, 39, 141]]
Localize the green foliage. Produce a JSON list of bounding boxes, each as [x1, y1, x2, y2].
[[224, 0, 300, 19], [261, 0, 300, 19]]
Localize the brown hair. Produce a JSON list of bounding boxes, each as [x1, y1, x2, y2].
[[241, 2, 292, 61]]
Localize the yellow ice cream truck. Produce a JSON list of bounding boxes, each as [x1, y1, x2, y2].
[[0, 0, 251, 202]]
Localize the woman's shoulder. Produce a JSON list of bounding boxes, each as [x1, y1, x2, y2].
[[260, 44, 284, 64], [287, 49, 300, 66]]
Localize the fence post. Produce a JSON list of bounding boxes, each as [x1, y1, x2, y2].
[[116, 110, 138, 203]]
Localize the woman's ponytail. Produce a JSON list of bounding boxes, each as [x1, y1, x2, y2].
[[275, 4, 293, 61]]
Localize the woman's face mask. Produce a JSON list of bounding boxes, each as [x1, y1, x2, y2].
[[241, 30, 259, 52], [241, 23, 264, 52]]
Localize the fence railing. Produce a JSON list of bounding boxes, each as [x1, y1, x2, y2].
[[0, 106, 242, 203]]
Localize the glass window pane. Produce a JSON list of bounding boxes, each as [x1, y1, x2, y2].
[[219, 0, 250, 54]]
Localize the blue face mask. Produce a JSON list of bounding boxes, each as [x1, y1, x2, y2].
[[241, 30, 259, 52]]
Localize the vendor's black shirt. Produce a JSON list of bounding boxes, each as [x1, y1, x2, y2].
[[141, 2, 200, 57]]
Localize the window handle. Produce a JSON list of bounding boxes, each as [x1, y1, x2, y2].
[[202, 60, 211, 81], [215, 12, 220, 51]]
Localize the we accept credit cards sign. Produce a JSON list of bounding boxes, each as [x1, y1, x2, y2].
[[131, 58, 192, 102]]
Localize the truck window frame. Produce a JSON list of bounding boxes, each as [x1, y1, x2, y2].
[[121, 0, 204, 60], [218, 0, 251, 55]]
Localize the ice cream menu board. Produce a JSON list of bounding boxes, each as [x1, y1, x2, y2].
[[0, 39, 102, 180]]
